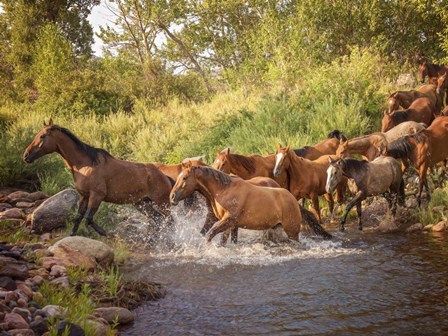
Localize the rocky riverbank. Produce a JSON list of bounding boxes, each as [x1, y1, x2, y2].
[[0, 188, 166, 336]]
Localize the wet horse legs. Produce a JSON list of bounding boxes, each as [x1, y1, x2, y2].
[[71, 192, 108, 236]]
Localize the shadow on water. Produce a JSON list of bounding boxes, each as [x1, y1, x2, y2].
[[120, 207, 448, 336]]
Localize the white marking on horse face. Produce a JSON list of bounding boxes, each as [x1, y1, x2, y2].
[[388, 99, 394, 105], [326, 165, 335, 193], [179, 172, 183, 178], [215, 159, 220, 164], [275, 153, 283, 168]]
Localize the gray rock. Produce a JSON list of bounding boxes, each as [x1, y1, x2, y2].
[[49, 277, 70, 288], [30, 318, 48, 335], [41, 305, 66, 319], [30, 189, 79, 234], [93, 307, 135, 324], [49, 237, 114, 265], [56, 321, 84, 336], [0, 277, 16, 291]]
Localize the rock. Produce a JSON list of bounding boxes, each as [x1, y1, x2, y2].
[[15, 203, 34, 209], [405, 198, 418, 209], [93, 307, 135, 325], [27, 192, 47, 203], [30, 276, 44, 287], [4, 312, 29, 329], [30, 189, 79, 234], [55, 321, 84, 336], [41, 305, 66, 319], [50, 237, 114, 266], [49, 277, 70, 288], [8, 329, 35, 336], [7, 192, 30, 200], [0, 303, 11, 313], [11, 308, 31, 323], [0, 277, 16, 291], [31, 293, 43, 303], [0, 209, 25, 220], [361, 200, 388, 228], [28, 269, 48, 279], [30, 319, 48, 335], [16, 285, 32, 300], [0, 256, 28, 280], [49, 266, 66, 278], [432, 221, 446, 232], [0, 204, 12, 212], [396, 73, 415, 87], [4, 292, 19, 304], [423, 224, 433, 231], [40, 254, 95, 271], [38, 234, 51, 242], [432, 206, 446, 213], [16, 299, 27, 309], [85, 317, 107, 336]]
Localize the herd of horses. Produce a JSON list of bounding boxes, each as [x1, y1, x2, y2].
[[22, 58, 448, 244]]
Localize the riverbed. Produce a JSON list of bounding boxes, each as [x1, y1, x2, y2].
[[121, 215, 448, 336]]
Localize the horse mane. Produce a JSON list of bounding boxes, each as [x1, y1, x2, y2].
[[165, 174, 176, 187], [327, 129, 347, 141], [386, 137, 413, 160], [228, 153, 256, 174], [408, 129, 428, 143], [340, 158, 369, 175], [391, 111, 409, 123], [294, 146, 311, 157], [196, 166, 231, 185], [51, 126, 112, 165], [182, 155, 205, 163]]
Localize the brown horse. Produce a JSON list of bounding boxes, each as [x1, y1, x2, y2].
[[336, 134, 388, 161], [293, 129, 347, 160], [381, 97, 435, 132], [199, 176, 282, 244], [23, 120, 173, 236], [212, 148, 289, 189], [418, 60, 448, 105], [154, 157, 208, 181], [436, 72, 448, 103], [273, 145, 347, 223], [385, 116, 448, 206], [170, 164, 332, 243], [326, 157, 404, 231], [386, 90, 427, 114]]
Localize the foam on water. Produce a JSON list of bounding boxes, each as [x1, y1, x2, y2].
[[121, 203, 365, 268]]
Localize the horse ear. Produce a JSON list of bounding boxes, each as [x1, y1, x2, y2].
[[286, 145, 290, 151], [182, 160, 192, 169], [225, 147, 230, 155], [48, 118, 53, 126], [278, 143, 282, 149]]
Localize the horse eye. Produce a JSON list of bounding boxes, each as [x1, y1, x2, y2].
[[183, 176, 188, 181], [40, 134, 46, 140]]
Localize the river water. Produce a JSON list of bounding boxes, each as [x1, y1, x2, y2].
[[121, 212, 448, 336]]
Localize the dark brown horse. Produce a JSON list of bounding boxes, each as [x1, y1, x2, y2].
[[293, 130, 347, 160], [386, 90, 427, 114], [23, 120, 173, 236], [385, 116, 448, 206], [418, 60, 448, 105], [381, 97, 435, 132], [170, 164, 332, 243], [273, 145, 347, 223], [326, 157, 404, 231], [212, 148, 289, 189], [436, 72, 448, 103]]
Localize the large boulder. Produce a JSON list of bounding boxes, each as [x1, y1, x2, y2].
[[30, 189, 79, 234], [49, 237, 114, 266], [93, 307, 135, 325]]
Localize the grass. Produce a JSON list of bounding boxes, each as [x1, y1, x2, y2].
[[418, 181, 448, 225]]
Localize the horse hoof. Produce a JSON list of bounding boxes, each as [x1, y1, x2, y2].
[[339, 227, 345, 232], [358, 227, 363, 231]]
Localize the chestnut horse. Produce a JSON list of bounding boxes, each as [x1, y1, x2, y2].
[[381, 97, 435, 132], [436, 72, 448, 103], [154, 157, 208, 180], [199, 176, 282, 244], [384, 116, 448, 206], [326, 157, 404, 232], [273, 145, 347, 223], [170, 164, 332, 243], [386, 90, 427, 114], [418, 60, 448, 105], [23, 120, 173, 236], [212, 148, 289, 189], [293, 129, 347, 160]]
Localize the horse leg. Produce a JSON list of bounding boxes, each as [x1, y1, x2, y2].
[[84, 192, 107, 236], [439, 160, 447, 181], [323, 193, 334, 222], [205, 216, 234, 243], [219, 227, 238, 245], [356, 203, 362, 230], [417, 164, 429, 207], [329, 181, 347, 223], [310, 194, 322, 223], [70, 195, 88, 236], [340, 191, 366, 232], [231, 227, 238, 244]]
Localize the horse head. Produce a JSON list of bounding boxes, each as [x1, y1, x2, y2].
[[170, 161, 198, 205], [418, 60, 428, 83], [23, 119, 58, 163], [273, 144, 290, 177], [326, 157, 343, 194], [381, 110, 395, 132], [436, 72, 448, 95], [213, 147, 231, 173], [387, 94, 399, 114], [335, 138, 349, 158]]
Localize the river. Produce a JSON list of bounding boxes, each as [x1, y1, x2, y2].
[[121, 212, 448, 336]]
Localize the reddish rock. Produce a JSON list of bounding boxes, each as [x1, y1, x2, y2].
[[11, 308, 31, 323], [30, 276, 44, 287], [0, 257, 28, 280], [16, 284, 33, 299], [7, 191, 30, 200], [4, 292, 19, 304], [28, 192, 47, 202], [8, 329, 35, 336], [406, 223, 424, 233], [49, 276, 70, 288], [49, 265, 66, 278], [16, 298, 28, 309], [0, 203, 12, 212], [0, 208, 25, 220], [4, 312, 29, 329], [93, 307, 135, 324]]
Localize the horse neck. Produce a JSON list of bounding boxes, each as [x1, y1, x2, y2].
[[53, 131, 94, 170], [194, 170, 227, 202], [228, 154, 256, 178], [347, 137, 372, 152], [287, 151, 308, 182]]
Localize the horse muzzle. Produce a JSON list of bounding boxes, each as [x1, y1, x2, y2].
[[23, 151, 34, 163], [273, 168, 281, 177]]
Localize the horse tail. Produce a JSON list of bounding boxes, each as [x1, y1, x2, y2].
[[327, 129, 347, 142], [299, 205, 332, 240]]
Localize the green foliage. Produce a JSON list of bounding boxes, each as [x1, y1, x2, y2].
[[418, 182, 448, 225]]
